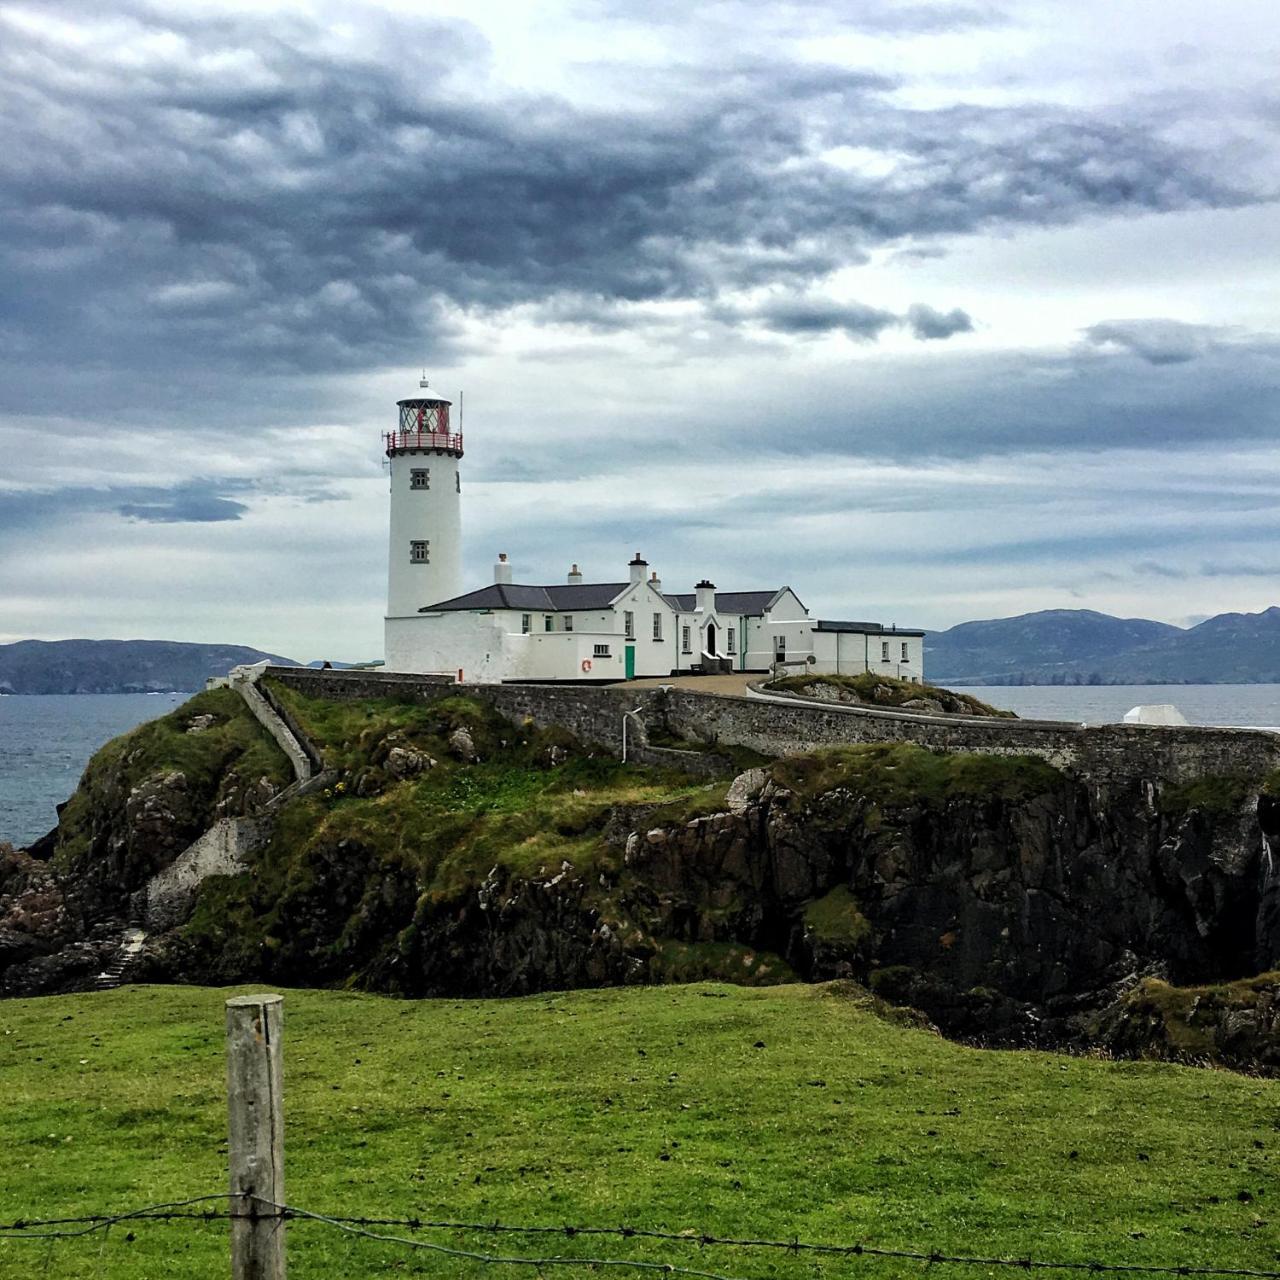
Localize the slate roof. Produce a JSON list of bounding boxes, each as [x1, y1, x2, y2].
[[420, 582, 801, 616], [419, 582, 630, 612], [662, 589, 788, 615], [815, 619, 926, 637]]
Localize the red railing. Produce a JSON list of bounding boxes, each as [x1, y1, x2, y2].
[[384, 430, 464, 456]]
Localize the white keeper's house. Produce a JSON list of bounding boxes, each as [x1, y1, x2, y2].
[[382, 381, 925, 684]]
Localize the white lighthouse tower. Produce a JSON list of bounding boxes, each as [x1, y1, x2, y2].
[[384, 378, 464, 647]]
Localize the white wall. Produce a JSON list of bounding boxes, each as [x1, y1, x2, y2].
[[385, 611, 506, 680], [386, 610, 631, 682], [743, 590, 813, 670], [810, 631, 925, 682], [386, 447, 463, 621]]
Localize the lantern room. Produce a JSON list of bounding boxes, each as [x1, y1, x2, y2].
[[386, 381, 463, 457]]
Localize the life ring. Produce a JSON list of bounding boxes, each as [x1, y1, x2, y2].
[[581, 659, 593, 673]]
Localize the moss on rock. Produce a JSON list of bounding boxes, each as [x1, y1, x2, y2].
[[769, 672, 1016, 717], [803, 886, 870, 946], [770, 741, 1063, 809]]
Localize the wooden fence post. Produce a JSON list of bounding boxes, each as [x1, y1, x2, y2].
[[226, 994, 286, 1280]]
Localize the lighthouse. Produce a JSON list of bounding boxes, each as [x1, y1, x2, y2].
[[384, 379, 464, 639]]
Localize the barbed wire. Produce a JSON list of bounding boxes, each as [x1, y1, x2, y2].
[[0, 1195, 235, 1240], [272, 1202, 746, 1280], [280, 1212, 1280, 1279], [2, 1195, 1278, 1280]]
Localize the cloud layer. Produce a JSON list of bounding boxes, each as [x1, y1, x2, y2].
[[0, 0, 1277, 656], [1, 1, 1270, 387]]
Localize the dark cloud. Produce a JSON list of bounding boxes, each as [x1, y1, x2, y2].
[[756, 297, 898, 339], [1085, 319, 1214, 364], [0, 479, 254, 529], [745, 295, 974, 343], [117, 493, 248, 523], [906, 304, 973, 340], [0, 1, 1266, 405]]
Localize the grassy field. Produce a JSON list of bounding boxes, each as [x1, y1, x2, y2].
[[0, 983, 1276, 1279]]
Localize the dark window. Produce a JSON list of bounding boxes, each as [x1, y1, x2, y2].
[[410, 468, 430, 490], [521, 614, 531, 634], [410, 540, 430, 564]]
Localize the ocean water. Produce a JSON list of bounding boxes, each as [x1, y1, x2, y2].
[[0, 693, 179, 848], [971, 683, 1280, 729], [1, 685, 1278, 851]]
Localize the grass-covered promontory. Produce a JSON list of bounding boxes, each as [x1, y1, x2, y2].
[[49, 686, 292, 871], [769, 671, 1017, 717], [0, 983, 1275, 1280], [171, 685, 742, 988]]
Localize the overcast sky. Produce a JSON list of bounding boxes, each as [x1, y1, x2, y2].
[[1, 0, 1277, 660]]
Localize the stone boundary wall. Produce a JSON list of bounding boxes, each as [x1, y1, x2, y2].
[[234, 679, 312, 783], [264, 667, 1280, 787], [255, 677, 325, 774], [144, 815, 269, 931]]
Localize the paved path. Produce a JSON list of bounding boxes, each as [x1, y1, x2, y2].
[[608, 672, 760, 696]]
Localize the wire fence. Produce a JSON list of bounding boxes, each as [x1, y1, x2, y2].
[[3, 1195, 1279, 1279]]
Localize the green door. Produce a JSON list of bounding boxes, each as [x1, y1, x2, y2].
[[625, 644, 636, 679]]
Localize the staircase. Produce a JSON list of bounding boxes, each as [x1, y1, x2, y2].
[[88, 927, 148, 991]]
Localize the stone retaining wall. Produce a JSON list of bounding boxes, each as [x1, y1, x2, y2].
[[264, 668, 1280, 786], [143, 815, 268, 931]]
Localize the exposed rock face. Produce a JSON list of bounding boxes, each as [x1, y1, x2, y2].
[[386, 746, 434, 779], [6, 690, 1280, 1069], [1089, 975, 1280, 1070], [146, 760, 1280, 1060]]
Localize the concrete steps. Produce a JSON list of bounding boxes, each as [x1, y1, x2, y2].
[[88, 927, 147, 991]]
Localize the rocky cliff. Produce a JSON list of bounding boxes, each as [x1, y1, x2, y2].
[[3, 681, 1279, 1067]]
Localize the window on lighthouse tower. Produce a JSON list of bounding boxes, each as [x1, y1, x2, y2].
[[410, 540, 430, 564], [410, 468, 430, 490]]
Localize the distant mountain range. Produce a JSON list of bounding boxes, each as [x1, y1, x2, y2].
[[4, 609, 1278, 692], [0, 640, 306, 694], [926, 607, 1280, 686]]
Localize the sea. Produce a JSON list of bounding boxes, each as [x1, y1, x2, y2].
[[0, 693, 183, 849], [1, 685, 1278, 850]]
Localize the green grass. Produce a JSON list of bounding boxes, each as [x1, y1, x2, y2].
[[0, 983, 1276, 1279], [1158, 776, 1258, 816], [770, 742, 1064, 809], [175, 689, 739, 986], [804, 885, 871, 946], [769, 672, 1017, 718], [1097, 974, 1280, 1059], [52, 687, 292, 871]]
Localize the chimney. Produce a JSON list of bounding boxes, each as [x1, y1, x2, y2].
[[695, 579, 716, 613], [567, 563, 583, 585], [629, 551, 648, 585], [649, 569, 662, 591], [494, 552, 512, 585]]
